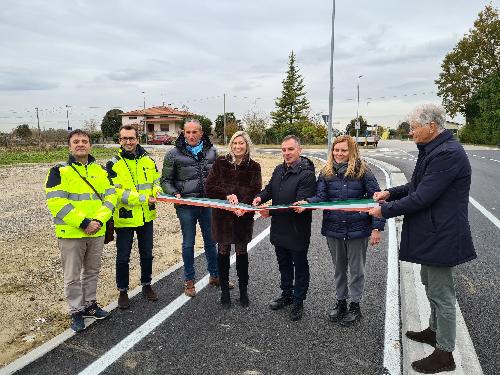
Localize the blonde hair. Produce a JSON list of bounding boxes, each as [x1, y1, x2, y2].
[[227, 131, 253, 164], [322, 135, 367, 179]]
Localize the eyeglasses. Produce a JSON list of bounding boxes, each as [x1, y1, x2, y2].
[[120, 137, 137, 142]]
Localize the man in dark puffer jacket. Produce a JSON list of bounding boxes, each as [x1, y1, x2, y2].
[[161, 118, 218, 297]]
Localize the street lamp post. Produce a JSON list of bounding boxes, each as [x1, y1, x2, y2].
[[65, 105, 72, 131], [142, 91, 147, 144], [223, 93, 227, 145], [327, 0, 336, 153], [356, 75, 363, 143]]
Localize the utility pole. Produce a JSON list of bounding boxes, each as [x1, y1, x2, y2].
[[223, 93, 227, 145], [327, 0, 336, 153], [142, 91, 147, 144], [66, 105, 72, 131], [35, 107, 41, 147], [356, 75, 363, 143]]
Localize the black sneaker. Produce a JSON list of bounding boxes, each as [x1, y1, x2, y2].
[[340, 302, 362, 326], [83, 302, 110, 320], [328, 299, 348, 322], [269, 296, 293, 310], [71, 311, 85, 332], [290, 302, 304, 321]]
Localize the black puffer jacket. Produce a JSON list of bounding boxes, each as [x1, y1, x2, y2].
[[161, 134, 217, 198], [257, 156, 317, 251]]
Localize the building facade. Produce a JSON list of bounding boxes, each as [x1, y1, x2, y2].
[[121, 106, 195, 139]]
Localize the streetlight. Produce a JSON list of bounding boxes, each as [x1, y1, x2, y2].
[[356, 74, 363, 142], [65, 105, 72, 131], [327, 0, 336, 153]]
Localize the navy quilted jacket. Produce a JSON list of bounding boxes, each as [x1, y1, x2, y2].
[[307, 166, 385, 239], [381, 130, 476, 267]]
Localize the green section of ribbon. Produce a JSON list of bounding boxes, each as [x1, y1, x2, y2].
[[157, 194, 376, 210]]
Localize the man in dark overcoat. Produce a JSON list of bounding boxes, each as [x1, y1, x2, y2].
[[369, 104, 476, 374], [252, 135, 317, 321]]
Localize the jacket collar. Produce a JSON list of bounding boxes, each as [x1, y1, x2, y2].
[[283, 156, 314, 174], [176, 133, 213, 155], [417, 130, 453, 155], [68, 154, 95, 166], [119, 144, 147, 160]]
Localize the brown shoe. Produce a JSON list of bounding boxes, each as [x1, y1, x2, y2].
[[411, 348, 455, 374], [208, 276, 235, 289], [118, 291, 130, 309], [208, 276, 220, 286], [142, 285, 158, 301], [406, 327, 437, 347], [184, 280, 196, 297]]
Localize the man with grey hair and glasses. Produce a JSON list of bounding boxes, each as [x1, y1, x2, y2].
[[369, 103, 476, 373]]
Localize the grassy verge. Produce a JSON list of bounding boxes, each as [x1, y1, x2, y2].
[[0, 146, 117, 166]]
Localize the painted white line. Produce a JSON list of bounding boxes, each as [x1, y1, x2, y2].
[[469, 197, 500, 229], [78, 226, 271, 375], [365, 157, 401, 375]]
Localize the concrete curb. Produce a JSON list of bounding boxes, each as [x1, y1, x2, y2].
[[366, 157, 483, 375]]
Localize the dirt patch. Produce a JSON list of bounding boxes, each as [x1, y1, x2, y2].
[[0, 150, 324, 367]]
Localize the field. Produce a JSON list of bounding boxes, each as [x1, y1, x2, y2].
[[0, 148, 323, 367]]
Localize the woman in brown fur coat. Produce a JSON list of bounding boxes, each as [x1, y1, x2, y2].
[[205, 131, 262, 308]]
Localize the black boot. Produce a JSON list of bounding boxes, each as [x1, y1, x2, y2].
[[217, 253, 231, 308], [236, 254, 249, 307], [328, 299, 347, 322], [340, 302, 362, 326]]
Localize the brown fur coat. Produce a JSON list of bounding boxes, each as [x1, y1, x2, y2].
[[205, 155, 262, 244]]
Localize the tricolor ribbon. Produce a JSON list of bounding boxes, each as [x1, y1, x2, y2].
[[157, 194, 378, 212]]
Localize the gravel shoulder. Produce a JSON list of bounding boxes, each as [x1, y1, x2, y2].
[[0, 151, 321, 367]]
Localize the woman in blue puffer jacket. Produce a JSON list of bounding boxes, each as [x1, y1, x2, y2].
[[296, 135, 385, 326]]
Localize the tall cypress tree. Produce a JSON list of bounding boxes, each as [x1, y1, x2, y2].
[[271, 51, 310, 129]]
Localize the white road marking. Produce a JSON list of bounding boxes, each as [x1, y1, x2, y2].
[[365, 157, 401, 375], [469, 197, 500, 229], [78, 227, 271, 375]]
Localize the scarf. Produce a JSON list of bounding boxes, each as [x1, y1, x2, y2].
[[333, 161, 348, 175], [186, 140, 204, 158]]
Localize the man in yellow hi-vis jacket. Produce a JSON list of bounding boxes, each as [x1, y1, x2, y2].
[[45, 129, 117, 332], [106, 124, 161, 309]]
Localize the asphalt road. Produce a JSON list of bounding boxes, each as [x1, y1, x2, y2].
[[14, 164, 392, 375], [360, 140, 500, 375]]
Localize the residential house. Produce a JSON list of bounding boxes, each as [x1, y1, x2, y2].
[[121, 106, 195, 139]]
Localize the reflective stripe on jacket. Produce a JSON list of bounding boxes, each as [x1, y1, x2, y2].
[[106, 145, 161, 228], [45, 155, 117, 238]]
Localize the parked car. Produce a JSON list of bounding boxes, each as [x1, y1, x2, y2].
[[149, 134, 174, 145]]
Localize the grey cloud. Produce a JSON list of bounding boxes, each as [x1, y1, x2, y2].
[[0, 70, 58, 91]]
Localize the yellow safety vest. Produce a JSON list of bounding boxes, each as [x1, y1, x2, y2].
[[106, 146, 161, 228], [45, 155, 117, 238]]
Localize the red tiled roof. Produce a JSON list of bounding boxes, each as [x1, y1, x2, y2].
[[144, 117, 184, 123], [122, 106, 195, 117]]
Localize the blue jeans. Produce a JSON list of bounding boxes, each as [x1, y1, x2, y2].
[[176, 205, 218, 281], [115, 221, 154, 291], [274, 245, 310, 302]]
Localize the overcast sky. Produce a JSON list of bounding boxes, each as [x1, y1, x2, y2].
[[0, 0, 495, 132]]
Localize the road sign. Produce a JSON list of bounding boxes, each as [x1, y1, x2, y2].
[[355, 120, 360, 130], [322, 114, 329, 125]]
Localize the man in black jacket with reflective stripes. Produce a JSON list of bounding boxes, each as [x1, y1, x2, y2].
[[253, 135, 317, 321]]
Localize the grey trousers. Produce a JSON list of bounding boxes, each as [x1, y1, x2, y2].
[[58, 237, 104, 314], [420, 265, 456, 352], [327, 236, 368, 303]]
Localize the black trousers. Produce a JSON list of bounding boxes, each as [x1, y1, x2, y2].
[[274, 245, 310, 302]]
